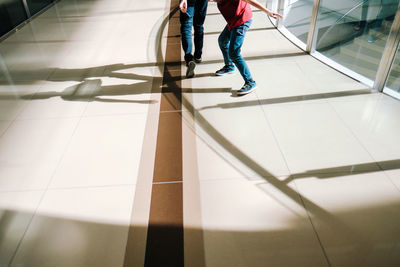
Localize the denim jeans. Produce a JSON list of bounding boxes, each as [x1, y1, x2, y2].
[[180, 0, 208, 63], [218, 19, 253, 83]]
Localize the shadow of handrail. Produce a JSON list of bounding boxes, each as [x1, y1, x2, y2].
[[199, 88, 372, 110], [283, 159, 400, 184]]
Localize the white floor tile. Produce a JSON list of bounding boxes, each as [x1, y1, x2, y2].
[[49, 114, 146, 188], [330, 94, 400, 166], [252, 58, 320, 100], [0, 118, 79, 191], [295, 56, 370, 93], [263, 102, 380, 174], [0, 0, 399, 266], [384, 169, 400, 193], [0, 99, 28, 121], [84, 71, 156, 116], [199, 179, 328, 267], [16, 82, 90, 120], [0, 190, 43, 266], [182, 70, 290, 179], [0, 120, 11, 136], [10, 186, 135, 267], [294, 171, 400, 266]]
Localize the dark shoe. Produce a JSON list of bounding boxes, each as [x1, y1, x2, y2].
[[215, 65, 235, 76], [186, 61, 196, 78], [237, 81, 257, 96], [194, 57, 202, 63]]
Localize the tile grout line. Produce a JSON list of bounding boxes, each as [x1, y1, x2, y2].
[[292, 180, 332, 267], [255, 91, 292, 176], [327, 97, 383, 171], [2, 2, 120, 265], [153, 180, 183, 185], [7, 190, 45, 267], [256, 78, 329, 266], [327, 96, 400, 195], [7, 101, 86, 266]]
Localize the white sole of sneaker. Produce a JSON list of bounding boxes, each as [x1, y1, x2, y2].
[[215, 71, 235, 76], [236, 86, 257, 96]]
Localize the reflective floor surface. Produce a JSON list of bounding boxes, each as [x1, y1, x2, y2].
[[0, 0, 399, 266]]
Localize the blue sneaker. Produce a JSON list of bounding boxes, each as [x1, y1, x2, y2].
[[368, 35, 374, 43], [237, 81, 257, 96], [215, 65, 235, 76]]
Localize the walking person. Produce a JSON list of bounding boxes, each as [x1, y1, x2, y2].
[[214, 0, 282, 95], [179, 0, 209, 78]]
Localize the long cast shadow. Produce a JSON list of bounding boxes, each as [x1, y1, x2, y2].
[[199, 88, 373, 110], [2, 205, 399, 267], [283, 159, 400, 184], [155, 6, 391, 266]]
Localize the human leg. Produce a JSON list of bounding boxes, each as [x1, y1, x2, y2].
[[193, 0, 208, 61], [180, 1, 197, 78], [228, 19, 253, 84], [227, 19, 257, 95], [218, 25, 233, 66], [180, 3, 195, 63], [215, 25, 235, 75]]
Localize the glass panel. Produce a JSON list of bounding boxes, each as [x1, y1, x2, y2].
[[269, 0, 279, 12], [281, 0, 314, 44], [315, 0, 399, 81], [385, 44, 400, 95], [0, 0, 28, 37], [27, 0, 53, 16], [269, 0, 279, 25]]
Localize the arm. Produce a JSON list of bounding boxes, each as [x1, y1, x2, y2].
[[243, 0, 283, 19]]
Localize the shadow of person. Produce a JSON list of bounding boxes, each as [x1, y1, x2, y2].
[[21, 78, 158, 104], [13, 62, 227, 104]]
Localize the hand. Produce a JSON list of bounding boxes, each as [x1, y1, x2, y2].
[[179, 0, 187, 13], [267, 10, 283, 19]]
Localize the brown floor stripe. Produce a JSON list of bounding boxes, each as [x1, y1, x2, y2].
[[144, 0, 184, 266], [145, 183, 184, 267]]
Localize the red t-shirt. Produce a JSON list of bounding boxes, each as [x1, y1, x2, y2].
[[217, 0, 253, 30]]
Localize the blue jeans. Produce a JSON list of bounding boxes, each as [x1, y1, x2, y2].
[[180, 0, 208, 63], [218, 19, 253, 83]]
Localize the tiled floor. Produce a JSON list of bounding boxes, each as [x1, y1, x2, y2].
[[0, 0, 399, 266]]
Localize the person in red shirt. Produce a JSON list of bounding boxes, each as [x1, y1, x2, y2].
[[215, 0, 282, 95]]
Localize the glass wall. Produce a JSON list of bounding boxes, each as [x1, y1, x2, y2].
[[0, 0, 28, 37], [0, 0, 55, 38], [269, 0, 400, 99], [314, 0, 399, 82], [384, 44, 400, 95], [27, 0, 54, 17], [276, 0, 314, 45]]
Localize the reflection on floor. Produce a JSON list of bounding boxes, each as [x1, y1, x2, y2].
[[0, 0, 399, 266]]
